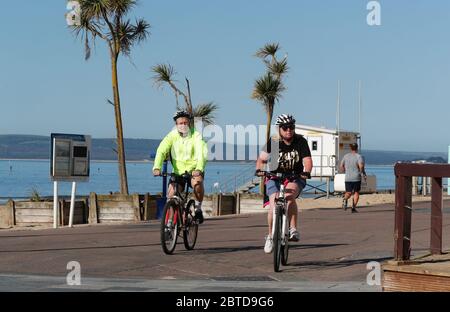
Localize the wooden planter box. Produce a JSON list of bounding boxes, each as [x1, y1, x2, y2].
[[139, 193, 159, 221], [0, 201, 14, 228], [382, 252, 450, 292], [0, 199, 88, 227], [89, 193, 141, 224], [60, 199, 88, 226], [207, 194, 237, 216], [236, 193, 265, 214]]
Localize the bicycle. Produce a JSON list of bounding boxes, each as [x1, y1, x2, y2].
[[157, 172, 199, 255], [259, 171, 300, 272]]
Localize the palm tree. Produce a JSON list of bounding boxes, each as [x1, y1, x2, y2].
[[152, 63, 218, 125], [252, 72, 286, 143], [252, 42, 289, 144], [68, 0, 150, 195], [252, 43, 289, 195]]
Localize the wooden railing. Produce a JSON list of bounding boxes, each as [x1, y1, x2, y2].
[[394, 163, 450, 261]]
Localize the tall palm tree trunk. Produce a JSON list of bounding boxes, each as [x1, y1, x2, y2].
[[265, 103, 274, 144], [111, 54, 129, 195], [260, 102, 274, 195]]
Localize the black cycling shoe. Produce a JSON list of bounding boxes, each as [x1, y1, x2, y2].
[[195, 209, 204, 224], [351, 203, 358, 213]]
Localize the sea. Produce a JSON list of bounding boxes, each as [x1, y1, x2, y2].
[[0, 160, 445, 202]]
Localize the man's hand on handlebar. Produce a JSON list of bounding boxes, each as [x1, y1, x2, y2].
[[192, 170, 202, 177], [153, 169, 161, 177], [255, 169, 265, 177], [300, 172, 311, 180]]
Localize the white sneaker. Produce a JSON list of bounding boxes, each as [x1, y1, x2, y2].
[[289, 228, 300, 242], [264, 235, 273, 254]]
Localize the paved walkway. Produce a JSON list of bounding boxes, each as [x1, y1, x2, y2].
[[0, 200, 449, 291]]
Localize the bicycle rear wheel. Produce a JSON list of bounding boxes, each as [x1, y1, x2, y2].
[[183, 199, 198, 250], [160, 199, 179, 255], [273, 205, 283, 272]]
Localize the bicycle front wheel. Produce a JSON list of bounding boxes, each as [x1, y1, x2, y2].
[[273, 205, 283, 272], [281, 218, 289, 265], [183, 199, 198, 250], [160, 199, 180, 255]]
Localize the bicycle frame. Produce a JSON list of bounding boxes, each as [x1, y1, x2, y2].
[[167, 173, 192, 227], [272, 179, 290, 245]]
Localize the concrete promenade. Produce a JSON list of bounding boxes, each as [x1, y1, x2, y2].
[[0, 200, 449, 292]]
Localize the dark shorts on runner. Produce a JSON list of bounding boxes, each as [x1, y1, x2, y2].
[[345, 181, 361, 193]]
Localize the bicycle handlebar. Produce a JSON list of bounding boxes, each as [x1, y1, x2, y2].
[[156, 172, 192, 180], [255, 170, 311, 180]]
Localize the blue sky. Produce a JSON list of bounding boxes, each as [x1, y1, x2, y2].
[[0, 1, 450, 153]]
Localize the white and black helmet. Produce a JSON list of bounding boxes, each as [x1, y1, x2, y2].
[[275, 114, 296, 126], [173, 110, 192, 121]]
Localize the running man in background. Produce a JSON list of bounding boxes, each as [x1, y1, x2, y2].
[[339, 143, 367, 213]]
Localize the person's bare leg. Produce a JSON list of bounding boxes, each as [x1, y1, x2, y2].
[[166, 183, 177, 221], [353, 192, 360, 207], [191, 176, 204, 202], [167, 183, 176, 199], [342, 191, 351, 210], [285, 183, 300, 229], [344, 192, 351, 201], [191, 175, 205, 223], [268, 193, 277, 235]]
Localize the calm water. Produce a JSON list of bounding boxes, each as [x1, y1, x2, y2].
[[0, 159, 414, 200]]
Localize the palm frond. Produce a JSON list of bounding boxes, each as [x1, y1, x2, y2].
[[255, 43, 280, 59], [116, 19, 134, 56], [131, 18, 151, 42], [268, 58, 289, 78], [152, 63, 176, 88], [107, 0, 137, 17], [251, 73, 285, 109], [192, 102, 219, 125], [78, 0, 108, 20]]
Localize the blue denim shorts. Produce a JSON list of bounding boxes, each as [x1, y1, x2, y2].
[[265, 178, 306, 197]]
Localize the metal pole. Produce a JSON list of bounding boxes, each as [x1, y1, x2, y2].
[[53, 181, 58, 229], [162, 161, 168, 199], [326, 177, 330, 199], [69, 181, 77, 227], [336, 80, 341, 170], [337, 80, 341, 134], [448, 145, 450, 195], [358, 80, 362, 134]]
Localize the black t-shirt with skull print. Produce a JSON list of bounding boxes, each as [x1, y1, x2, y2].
[[263, 134, 311, 174]]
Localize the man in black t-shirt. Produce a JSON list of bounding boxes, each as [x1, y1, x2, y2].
[[256, 114, 313, 254]]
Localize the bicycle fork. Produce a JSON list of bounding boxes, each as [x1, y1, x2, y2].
[[271, 187, 289, 243]]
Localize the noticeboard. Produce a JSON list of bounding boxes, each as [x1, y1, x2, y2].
[[50, 133, 91, 182]]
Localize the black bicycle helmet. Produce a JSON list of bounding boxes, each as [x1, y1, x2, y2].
[[275, 114, 296, 126], [173, 110, 192, 121]]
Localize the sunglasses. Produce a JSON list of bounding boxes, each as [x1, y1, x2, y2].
[[281, 124, 295, 131]]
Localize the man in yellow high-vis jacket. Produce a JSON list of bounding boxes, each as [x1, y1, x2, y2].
[[152, 110, 208, 223]]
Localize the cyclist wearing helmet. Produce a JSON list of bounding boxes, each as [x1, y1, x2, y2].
[[256, 114, 313, 254], [153, 110, 207, 224]]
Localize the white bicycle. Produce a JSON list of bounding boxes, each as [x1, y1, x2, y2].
[[260, 171, 299, 272]]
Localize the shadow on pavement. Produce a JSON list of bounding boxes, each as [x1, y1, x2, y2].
[[0, 243, 161, 253], [190, 243, 348, 255], [287, 256, 392, 270]]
